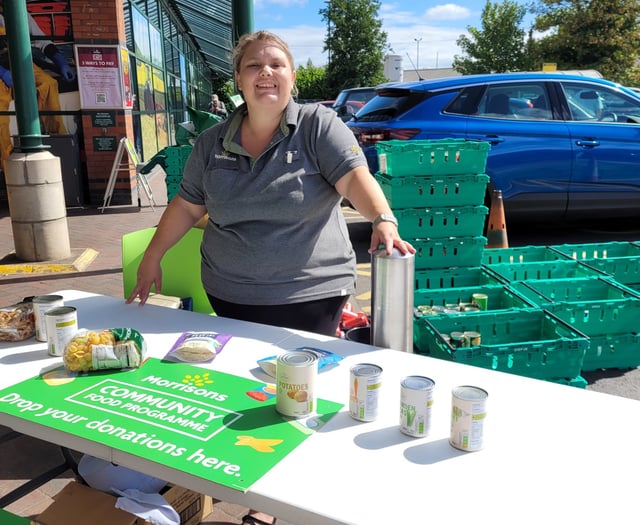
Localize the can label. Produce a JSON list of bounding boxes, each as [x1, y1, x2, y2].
[[45, 306, 78, 357], [349, 363, 382, 422], [275, 350, 317, 418], [400, 375, 434, 437], [33, 295, 64, 342], [472, 293, 488, 311], [450, 385, 488, 451]]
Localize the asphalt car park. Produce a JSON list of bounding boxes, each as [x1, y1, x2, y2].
[[347, 72, 640, 223]]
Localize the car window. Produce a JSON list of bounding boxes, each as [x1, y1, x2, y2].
[[447, 82, 553, 120], [562, 82, 640, 123], [352, 88, 430, 122]]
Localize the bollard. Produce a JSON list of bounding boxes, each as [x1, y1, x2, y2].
[[6, 151, 71, 261], [371, 247, 415, 352]]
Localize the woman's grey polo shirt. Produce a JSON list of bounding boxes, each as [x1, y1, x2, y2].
[[178, 99, 368, 305]]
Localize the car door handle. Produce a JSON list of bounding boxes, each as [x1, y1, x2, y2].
[[575, 139, 600, 148], [483, 135, 505, 144]]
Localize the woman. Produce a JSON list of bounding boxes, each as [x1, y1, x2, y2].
[[126, 30, 413, 337]]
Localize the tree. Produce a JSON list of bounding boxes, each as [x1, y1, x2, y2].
[[295, 60, 328, 101], [533, 0, 640, 84], [319, 0, 388, 97], [453, 0, 536, 74]]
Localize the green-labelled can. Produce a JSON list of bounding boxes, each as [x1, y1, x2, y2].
[[400, 375, 434, 437]]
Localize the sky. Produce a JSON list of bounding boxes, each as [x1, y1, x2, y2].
[[253, 0, 534, 72]]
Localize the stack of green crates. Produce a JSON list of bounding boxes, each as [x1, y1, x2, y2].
[[162, 145, 193, 201], [480, 242, 640, 373], [375, 139, 490, 272]]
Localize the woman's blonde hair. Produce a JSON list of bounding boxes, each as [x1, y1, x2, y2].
[[232, 30, 298, 97]]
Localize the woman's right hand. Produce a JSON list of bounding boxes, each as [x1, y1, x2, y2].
[[125, 255, 163, 306]]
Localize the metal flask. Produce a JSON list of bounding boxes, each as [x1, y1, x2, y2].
[[371, 247, 415, 352]]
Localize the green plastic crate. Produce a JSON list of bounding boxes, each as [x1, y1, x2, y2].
[[550, 241, 640, 284], [375, 172, 489, 208], [414, 284, 533, 313], [483, 245, 567, 265], [545, 375, 588, 389], [163, 145, 193, 163], [581, 332, 640, 371], [414, 266, 502, 290], [376, 139, 490, 177], [413, 236, 486, 270], [511, 276, 640, 337], [511, 276, 640, 309], [414, 308, 588, 380], [166, 182, 181, 201], [395, 205, 488, 239], [482, 259, 606, 283]]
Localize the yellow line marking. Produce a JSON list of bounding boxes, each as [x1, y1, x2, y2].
[[0, 248, 99, 276], [356, 262, 371, 277], [356, 290, 371, 302]]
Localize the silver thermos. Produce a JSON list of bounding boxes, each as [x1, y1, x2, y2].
[[371, 247, 415, 352]]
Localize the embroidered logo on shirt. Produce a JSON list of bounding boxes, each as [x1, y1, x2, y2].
[[215, 150, 237, 161]]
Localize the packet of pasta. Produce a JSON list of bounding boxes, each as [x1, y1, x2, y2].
[[63, 328, 146, 372]]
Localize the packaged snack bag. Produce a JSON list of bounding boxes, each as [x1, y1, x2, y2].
[[63, 328, 146, 372], [164, 331, 231, 363], [0, 300, 35, 342]]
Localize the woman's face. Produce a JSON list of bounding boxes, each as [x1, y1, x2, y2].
[[236, 41, 295, 110]]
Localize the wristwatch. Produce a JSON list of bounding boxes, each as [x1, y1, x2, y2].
[[372, 213, 398, 228]]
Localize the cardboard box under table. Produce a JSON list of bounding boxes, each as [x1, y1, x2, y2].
[[511, 276, 640, 371], [415, 308, 589, 381], [36, 482, 213, 525]]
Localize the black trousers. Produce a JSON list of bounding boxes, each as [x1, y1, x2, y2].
[[207, 294, 349, 337]]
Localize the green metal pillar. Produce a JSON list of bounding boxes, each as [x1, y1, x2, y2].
[[4, 0, 45, 151], [4, 0, 70, 262], [232, 0, 254, 44]]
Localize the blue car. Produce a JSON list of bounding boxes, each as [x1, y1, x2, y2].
[[347, 73, 640, 222]]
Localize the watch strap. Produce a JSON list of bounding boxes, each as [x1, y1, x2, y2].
[[372, 213, 398, 228]]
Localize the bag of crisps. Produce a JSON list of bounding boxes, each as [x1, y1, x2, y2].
[[0, 300, 35, 342], [63, 328, 146, 372]]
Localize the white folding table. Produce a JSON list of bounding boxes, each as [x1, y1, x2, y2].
[[1, 290, 639, 525]]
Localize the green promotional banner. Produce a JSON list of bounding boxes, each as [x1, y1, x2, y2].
[[0, 509, 33, 524], [0, 358, 342, 491]]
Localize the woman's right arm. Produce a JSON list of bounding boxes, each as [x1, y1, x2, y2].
[[126, 196, 207, 305]]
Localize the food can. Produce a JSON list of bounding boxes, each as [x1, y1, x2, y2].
[[450, 385, 488, 451], [275, 350, 317, 418], [450, 331, 468, 348], [349, 363, 383, 422], [464, 331, 482, 346], [400, 375, 435, 437], [45, 306, 78, 357], [33, 295, 64, 341], [471, 293, 488, 311]]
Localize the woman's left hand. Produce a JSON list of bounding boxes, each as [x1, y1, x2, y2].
[[368, 222, 415, 256]]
